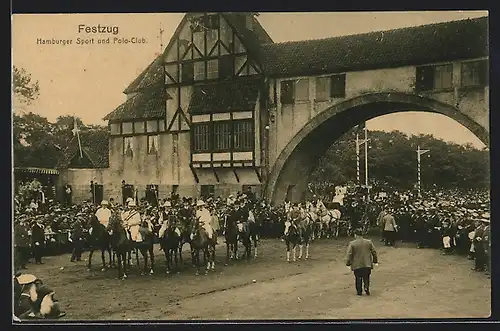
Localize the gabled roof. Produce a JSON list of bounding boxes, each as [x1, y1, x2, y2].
[[103, 88, 170, 122], [188, 77, 262, 115], [123, 54, 165, 94], [260, 16, 488, 78], [56, 135, 109, 169], [222, 13, 274, 66]]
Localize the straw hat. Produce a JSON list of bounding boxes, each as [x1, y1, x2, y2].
[[16, 274, 37, 285], [196, 200, 206, 207], [128, 201, 137, 207], [162, 201, 171, 208], [100, 200, 108, 205]]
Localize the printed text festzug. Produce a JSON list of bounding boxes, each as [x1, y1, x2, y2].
[[78, 24, 119, 35]]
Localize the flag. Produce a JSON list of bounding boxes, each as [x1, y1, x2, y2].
[[72, 116, 83, 158], [71, 117, 80, 136]]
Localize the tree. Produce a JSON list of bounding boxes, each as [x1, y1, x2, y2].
[[13, 112, 108, 169], [12, 66, 40, 106], [310, 129, 489, 191]]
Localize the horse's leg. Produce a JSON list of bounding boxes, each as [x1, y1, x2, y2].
[[116, 252, 122, 279], [225, 242, 230, 266], [135, 247, 142, 274], [292, 244, 297, 262], [298, 242, 303, 260], [211, 245, 216, 271], [194, 249, 200, 276], [253, 236, 258, 258], [141, 248, 148, 276], [122, 252, 128, 279], [149, 244, 155, 275], [101, 250, 106, 271], [178, 242, 184, 265], [87, 248, 94, 271], [164, 245, 171, 275], [306, 241, 310, 260], [286, 241, 290, 262]]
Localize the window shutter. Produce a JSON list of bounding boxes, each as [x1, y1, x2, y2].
[[330, 74, 346, 98], [416, 66, 434, 91]]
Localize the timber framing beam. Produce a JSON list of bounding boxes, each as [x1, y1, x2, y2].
[[190, 165, 199, 183]]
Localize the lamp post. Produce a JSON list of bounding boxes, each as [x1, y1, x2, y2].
[[416, 146, 430, 197], [355, 125, 370, 200]]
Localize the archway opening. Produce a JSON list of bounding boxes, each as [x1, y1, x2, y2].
[[266, 93, 489, 204]]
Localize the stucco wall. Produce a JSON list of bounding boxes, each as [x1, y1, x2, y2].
[[267, 60, 489, 174]]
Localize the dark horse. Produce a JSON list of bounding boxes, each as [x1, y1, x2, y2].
[[159, 214, 182, 275], [297, 217, 313, 260], [225, 219, 256, 264], [86, 215, 114, 272], [284, 219, 302, 263], [190, 221, 217, 275], [107, 213, 155, 279]]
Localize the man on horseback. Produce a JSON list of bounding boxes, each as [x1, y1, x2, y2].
[[284, 203, 302, 237], [95, 200, 111, 229], [195, 200, 215, 240], [122, 201, 143, 242]]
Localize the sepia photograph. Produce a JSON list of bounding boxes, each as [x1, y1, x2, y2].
[[11, 11, 490, 321]]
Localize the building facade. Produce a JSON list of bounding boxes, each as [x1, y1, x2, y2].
[[75, 13, 488, 205]]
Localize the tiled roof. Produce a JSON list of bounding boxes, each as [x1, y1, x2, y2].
[[188, 77, 262, 115], [123, 54, 164, 94], [103, 88, 170, 122], [260, 16, 488, 77], [56, 135, 109, 169]]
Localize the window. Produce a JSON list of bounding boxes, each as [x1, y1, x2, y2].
[[280, 80, 294, 104], [181, 62, 194, 83], [192, 123, 211, 152], [330, 74, 346, 98], [122, 122, 133, 134], [416, 64, 453, 91], [146, 120, 158, 133], [123, 137, 134, 156], [200, 185, 215, 199], [315, 77, 330, 101], [110, 123, 121, 135], [295, 79, 309, 101], [219, 55, 234, 79], [194, 61, 205, 81], [147, 135, 159, 154], [213, 121, 231, 151], [434, 65, 453, 90], [207, 60, 219, 80], [134, 121, 145, 134], [461, 60, 488, 87], [233, 120, 253, 151]]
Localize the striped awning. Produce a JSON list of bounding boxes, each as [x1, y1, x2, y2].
[[14, 167, 59, 175]]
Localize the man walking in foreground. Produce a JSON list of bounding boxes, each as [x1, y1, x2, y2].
[[346, 228, 379, 296]]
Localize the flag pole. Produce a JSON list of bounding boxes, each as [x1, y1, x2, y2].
[[72, 115, 83, 158]]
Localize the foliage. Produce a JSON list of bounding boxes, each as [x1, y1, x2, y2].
[[310, 129, 489, 190], [13, 112, 108, 168], [12, 66, 40, 106]]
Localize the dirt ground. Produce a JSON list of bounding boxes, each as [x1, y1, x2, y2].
[[19, 237, 491, 320]]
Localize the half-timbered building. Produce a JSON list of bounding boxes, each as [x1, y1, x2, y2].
[[93, 13, 488, 204]]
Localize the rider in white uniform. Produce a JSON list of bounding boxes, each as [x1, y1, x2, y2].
[[123, 201, 143, 242], [95, 200, 111, 228], [195, 200, 214, 240]]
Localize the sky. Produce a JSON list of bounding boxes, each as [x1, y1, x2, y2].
[[12, 11, 487, 148]]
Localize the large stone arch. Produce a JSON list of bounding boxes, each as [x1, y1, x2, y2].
[[265, 92, 489, 204]]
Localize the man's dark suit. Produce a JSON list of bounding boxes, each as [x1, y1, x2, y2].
[[346, 236, 378, 295]]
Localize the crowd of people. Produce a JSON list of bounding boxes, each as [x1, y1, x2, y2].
[[13, 181, 491, 280]]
